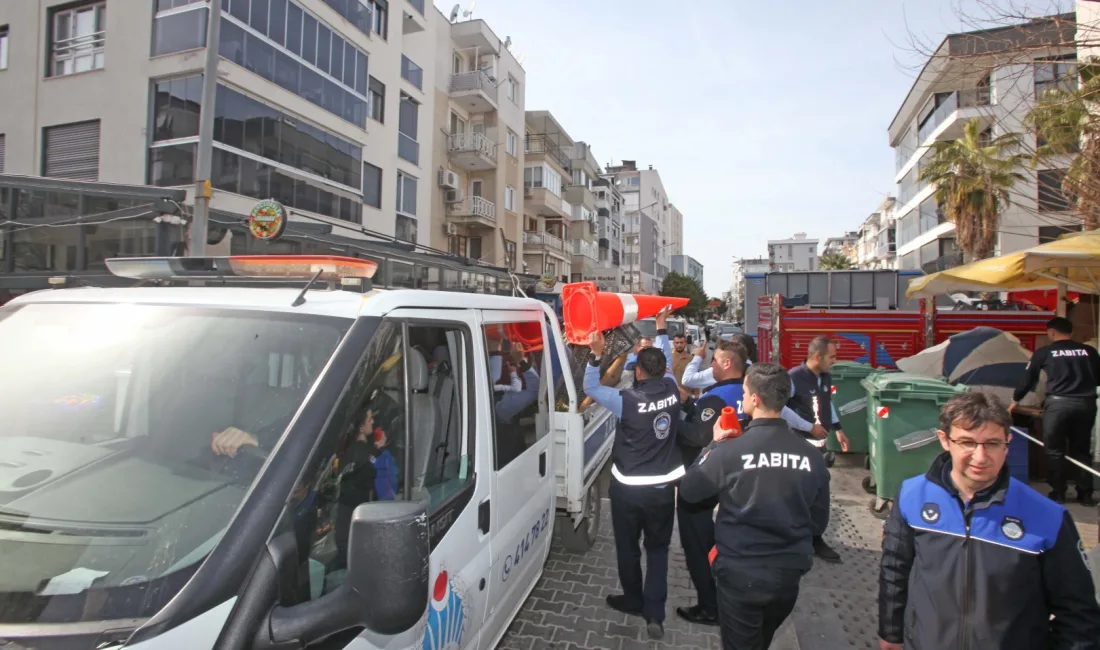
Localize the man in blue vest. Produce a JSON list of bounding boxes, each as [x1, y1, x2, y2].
[[584, 306, 682, 641], [879, 391, 1100, 650], [674, 339, 750, 626], [785, 335, 848, 563]]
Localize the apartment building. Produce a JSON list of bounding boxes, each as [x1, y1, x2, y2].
[[856, 196, 898, 269], [606, 159, 676, 294], [521, 110, 573, 280], [768, 233, 818, 271], [669, 203, 683, 257], [822, 231, 859, 258], [591, 175, 623, 291], [731, 256, 769, 318], [887, 13, 1079, 273], [567, 140, 600, 282], [0, 0, 547, 288], [429, 12, 525, 272], [671, 254, 703, 286]]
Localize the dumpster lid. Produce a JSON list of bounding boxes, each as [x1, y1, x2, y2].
[[861, 372, 968, 395], [831, 361, 877, 378]]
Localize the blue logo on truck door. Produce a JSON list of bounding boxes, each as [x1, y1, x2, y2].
[[502, 508, 551, 582]]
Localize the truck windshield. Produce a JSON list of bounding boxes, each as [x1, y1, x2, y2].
[[633, 319, 683, 339], [0, 302, 349, 624]]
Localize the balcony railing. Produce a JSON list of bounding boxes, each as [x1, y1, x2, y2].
[[523, 230, 565, 251], [573, 240, 597, 259], [922, 251, 964, 274], [398, 133, 419, 165], [401, 55, 423, 90], [448, 196, 496, 221], [450, 70, 498, 103], [526, 134, 572, 172], [918, 87, 992, 143], [448, 132, 497, 160]]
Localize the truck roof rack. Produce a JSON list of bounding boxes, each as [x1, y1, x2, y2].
[[103, 255, 378, 292]]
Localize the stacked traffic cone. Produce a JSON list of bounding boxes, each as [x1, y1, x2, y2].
[[561, 282, 690, 345]]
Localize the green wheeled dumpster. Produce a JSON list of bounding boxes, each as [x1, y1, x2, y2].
[[862, 372, 968, 518], [827, 361, 877, 454]]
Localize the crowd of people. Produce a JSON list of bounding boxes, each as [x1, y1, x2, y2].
[[584, 311, 1100, 650]]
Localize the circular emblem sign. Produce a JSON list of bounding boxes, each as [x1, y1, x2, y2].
[[248, 199, 288, 242], [654, 412, 672, 440]]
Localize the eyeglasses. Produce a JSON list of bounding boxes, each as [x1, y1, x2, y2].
[[947, 437, 1008, 452]]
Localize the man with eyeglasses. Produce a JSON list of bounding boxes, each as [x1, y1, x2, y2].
[[878, 392, 1100, 650]]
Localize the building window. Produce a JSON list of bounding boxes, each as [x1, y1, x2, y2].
[[319, 0, 372, 36], [396, 171, 417, 216], [0, 26, 9, 70], [505, 185, 515, 212], [371, 0, 387, 39], [506, 75, 517, 103], [1038, 169, 1072, 212], [468, 236, 482, 260], [400, 54, 422, 90], [151, 75, 203, 142], [219, 0, 370, 128], [1035, 57, 1077, 97], [369, 76, 385, 122], [50, 2, 106, 77], [395, 214, 417, 243], [397, 94, 419, 165], [506, 129, 517, 157], [151, 2, 207, 57], [362, 161, 382, 208], [504, 239, 516, 269], [43, 120, 101, 181]]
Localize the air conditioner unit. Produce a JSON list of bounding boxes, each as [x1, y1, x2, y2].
[[443, 223, 458, 236], [438, 169, 459, 189], [445, 189, 465, 203]]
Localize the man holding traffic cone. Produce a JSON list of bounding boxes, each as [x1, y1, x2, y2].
[[583, 305, 683, 641]]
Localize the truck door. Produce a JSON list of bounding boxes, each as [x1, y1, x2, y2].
[[478, 311, 556, 649]]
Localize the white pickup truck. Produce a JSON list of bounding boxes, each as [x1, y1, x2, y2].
[[0, 255, 618, 650]]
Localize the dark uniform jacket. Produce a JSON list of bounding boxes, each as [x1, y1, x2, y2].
[[879, 452, 1100, 650], [680, 378, 747, 467], [1014, 339, 1100, 401], [679, 417, 830, 571]]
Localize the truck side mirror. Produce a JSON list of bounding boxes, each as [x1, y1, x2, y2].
[[263, 501, 429, 647]]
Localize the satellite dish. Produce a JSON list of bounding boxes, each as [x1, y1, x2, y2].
[[448, 4, 459, 21], [462, 0, 476, 19], [504, 36, 512, 49]]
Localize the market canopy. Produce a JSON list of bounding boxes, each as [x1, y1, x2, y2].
[[906, 230, 1100, 298]]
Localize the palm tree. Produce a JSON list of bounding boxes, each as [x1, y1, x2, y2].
[[918, 119, 1026, 260], [819, 251, 853, 270], [1026, 59, 1100, 228]]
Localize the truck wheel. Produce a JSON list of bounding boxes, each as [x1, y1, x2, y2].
[[560, 483, 601, 553]]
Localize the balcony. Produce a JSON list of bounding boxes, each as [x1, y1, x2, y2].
[[523, 230, 569, 259], [448, 132, 497, 170], [450, 71, 498, 113], [523, 184, 569, 220], [573, 239, 598, 261], [525, 135, 572, 174], [402, 1, 426, 33], [447, 196, 497, 228], [918, 87, 994, 145], [400, 55, 423, 90], [921, 251, 964, 274], [565, 184, 595, 209]]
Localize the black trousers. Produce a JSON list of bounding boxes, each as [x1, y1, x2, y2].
[[713, 557, 803, 650], [676, 492, 719, 614], [1043, 397, 1096, 495], [609, 480, 676, 621]]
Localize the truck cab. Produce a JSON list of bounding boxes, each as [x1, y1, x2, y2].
[[0, 256, 612, 650]]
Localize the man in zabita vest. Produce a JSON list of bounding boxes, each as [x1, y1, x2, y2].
[[583, 306, 682, 641], [785, 335, 849, 564], [673, 339, 750, 627], [680, 362, 831, 650]]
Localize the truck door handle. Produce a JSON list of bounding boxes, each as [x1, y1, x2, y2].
[[478, 499, 490, 534], [539, 451, 546, 477]]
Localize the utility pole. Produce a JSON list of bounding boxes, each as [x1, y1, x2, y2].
[[189, 4, 222, 257]]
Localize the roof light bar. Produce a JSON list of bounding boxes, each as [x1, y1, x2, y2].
[[105, 255, 379, 282]]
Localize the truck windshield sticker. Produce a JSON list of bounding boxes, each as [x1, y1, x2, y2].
[[502, 508, 550, 582]]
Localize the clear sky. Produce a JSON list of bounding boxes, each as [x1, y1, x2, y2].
[[431, 0, 1039, 296]]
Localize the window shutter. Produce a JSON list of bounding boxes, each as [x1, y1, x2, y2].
[[44, 120, 100, 181]]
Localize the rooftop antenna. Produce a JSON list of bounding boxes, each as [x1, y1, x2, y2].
[[448, 4, 459, 22], [504, 36, 512, 49], [461, 0, 476, 20]]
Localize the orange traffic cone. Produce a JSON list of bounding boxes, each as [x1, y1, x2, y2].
[[506, 321, 544, 352], [561, 282, 690, 345]]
